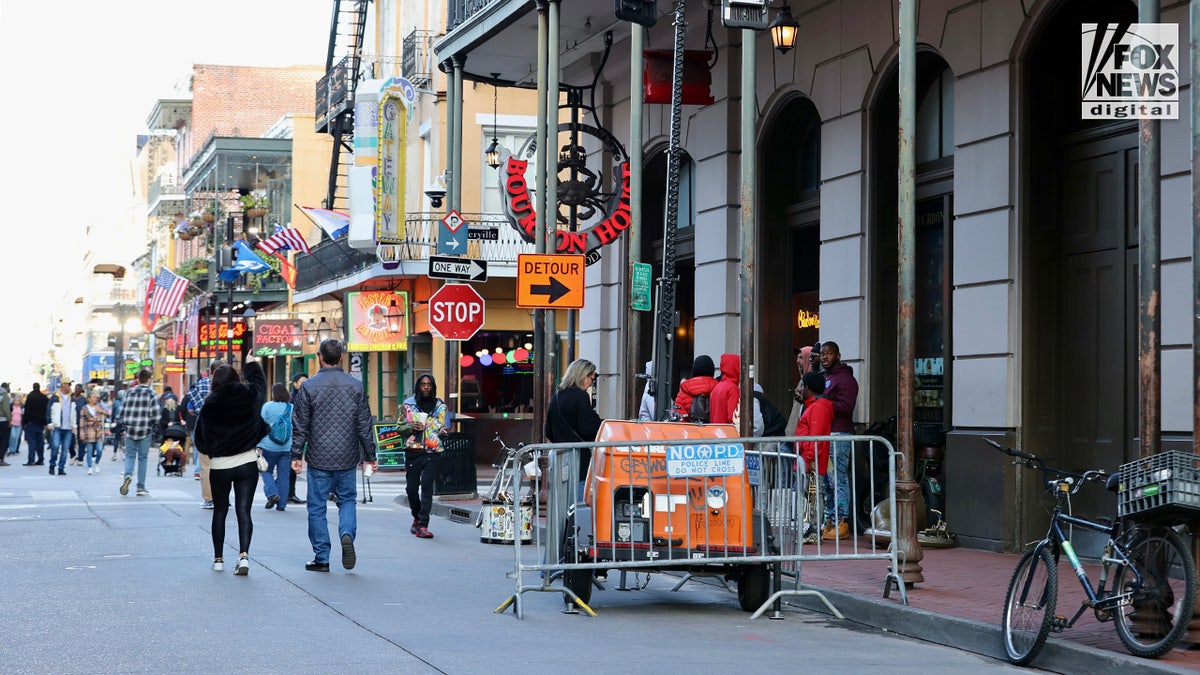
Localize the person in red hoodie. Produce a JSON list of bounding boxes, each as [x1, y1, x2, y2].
[[672, 355, 719, 421], [794, 372, 833, 542], [710, 353, 740, 424]]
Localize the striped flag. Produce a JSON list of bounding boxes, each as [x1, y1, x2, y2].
[[256, 225, 311, 255], [148, 267, 190, 318], [272, 251, 297, 288]]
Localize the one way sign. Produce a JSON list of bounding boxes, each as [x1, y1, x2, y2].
[[428, 255, 488, 282]]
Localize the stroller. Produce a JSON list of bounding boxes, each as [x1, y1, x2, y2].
[[157, 424, 188, 477]]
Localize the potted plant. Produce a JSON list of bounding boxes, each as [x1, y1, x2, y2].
[[175, 257, 211, 282], [189, 210, 204, 227], [202, 206, 217, 223], [239, 190, 270, 218]]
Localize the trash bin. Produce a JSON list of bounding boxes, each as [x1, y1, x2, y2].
[[434, 432, 477, 496]]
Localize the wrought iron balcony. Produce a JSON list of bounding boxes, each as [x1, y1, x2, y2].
[[147, 176, 185, 217], [293, 212, 533, 294], [315, 54, 356, 134], [402, 31, 436, 87], [448, 0, 500, 30]]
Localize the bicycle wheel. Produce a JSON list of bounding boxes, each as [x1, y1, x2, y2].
[[1001, 546, 1058, 665], [1112, 526, 1197, 658]]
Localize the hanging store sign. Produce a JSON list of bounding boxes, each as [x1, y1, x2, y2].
[[345, 291, 409, 352], [376, 83, 408, 243], [501, 155, 631, 259], [252, 320, 304, 357]]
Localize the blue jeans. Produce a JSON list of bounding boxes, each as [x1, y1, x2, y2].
[[24, 424, 44, 464], [49, 428, 75, 471], [123, 435, 153, 489], [823, 432, 852, 522], [305, 467, 357, 563], [82, 441, 103, 467], [260, 450, 290, 506], [9, 423, 21, 454]]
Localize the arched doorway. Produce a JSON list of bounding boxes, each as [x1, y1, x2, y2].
[[869, 52, 956, 431], [1021, 0, 1137, 534], [759, 96, 822, 405]]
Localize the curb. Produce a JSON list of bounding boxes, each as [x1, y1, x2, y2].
[[430, 498, 1194, 673], [784, 586, 1196, 674]]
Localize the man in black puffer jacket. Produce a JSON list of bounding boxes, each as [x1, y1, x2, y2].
[[290, 338, 375, 572]]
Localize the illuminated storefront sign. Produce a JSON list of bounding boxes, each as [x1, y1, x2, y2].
[[345, 291, 408, 352], [252, 320, 303, 357]]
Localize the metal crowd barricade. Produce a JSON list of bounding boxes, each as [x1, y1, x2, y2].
[[493, 423, 905, 619]]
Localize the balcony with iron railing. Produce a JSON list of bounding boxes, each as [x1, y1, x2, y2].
[[402, 31, 436, 87], [315, 54, 355, 133], [148, 175, 185, 217], [295, 212, 535, 294], [447, 0, 501, 31]]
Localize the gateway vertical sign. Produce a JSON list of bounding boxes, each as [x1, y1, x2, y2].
[[1082, 23, 1178, 120]]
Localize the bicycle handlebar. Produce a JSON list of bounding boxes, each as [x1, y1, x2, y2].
[[983, 437, 1106, 494]]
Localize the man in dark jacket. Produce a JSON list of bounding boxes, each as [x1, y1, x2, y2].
[[819, 341, 860, 540], [22, 383, 49, 466], [291, 339, 375, 572]]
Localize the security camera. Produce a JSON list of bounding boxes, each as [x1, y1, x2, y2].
[[424, 181, 446, 209]]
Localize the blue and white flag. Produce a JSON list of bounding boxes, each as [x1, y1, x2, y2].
[[219, 240, 272, 281]]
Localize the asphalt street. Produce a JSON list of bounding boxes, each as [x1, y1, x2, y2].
[[0, 463, 1034, 674]]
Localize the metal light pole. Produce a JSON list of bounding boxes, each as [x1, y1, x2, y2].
[[226, 215, 235, 365]]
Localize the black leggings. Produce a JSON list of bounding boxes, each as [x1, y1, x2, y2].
[[209, 460, 259, 558]]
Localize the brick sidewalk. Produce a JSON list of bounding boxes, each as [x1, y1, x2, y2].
[[430, 462, 1200, 670], [797, 541, 1200, 671]]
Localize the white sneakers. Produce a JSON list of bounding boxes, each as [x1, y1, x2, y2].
[[235, 557, 249, 576], [212, 558, 224, 572]]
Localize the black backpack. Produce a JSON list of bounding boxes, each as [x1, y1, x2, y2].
[[755, 391, 787, 437], [689, 393, 711, 423]]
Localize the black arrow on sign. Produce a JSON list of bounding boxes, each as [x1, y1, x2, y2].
[[529, 277, 571, 303]]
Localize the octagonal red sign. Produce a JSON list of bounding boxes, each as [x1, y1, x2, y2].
[[428, 283, 485, 341]]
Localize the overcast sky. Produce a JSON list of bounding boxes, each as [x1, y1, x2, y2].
[[0, 0, 333, 383]]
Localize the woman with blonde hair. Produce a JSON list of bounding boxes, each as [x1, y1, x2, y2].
[[544, 358, 602, 496]]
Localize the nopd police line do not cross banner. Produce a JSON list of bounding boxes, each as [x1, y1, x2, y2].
[[1082, 23, 1178, 120]]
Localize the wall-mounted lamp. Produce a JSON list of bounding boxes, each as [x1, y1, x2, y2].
[[386, 299, 403, 334], [317, 317, 334, 342], [305, 318, 317, 345], [769, 4, 799, 54], [486, 73, 502, 169]]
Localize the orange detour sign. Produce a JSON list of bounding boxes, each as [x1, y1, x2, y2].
[[516, 253, 585, 309]]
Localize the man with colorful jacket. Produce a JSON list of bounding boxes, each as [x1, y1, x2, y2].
[[401, 373, 449, 539]]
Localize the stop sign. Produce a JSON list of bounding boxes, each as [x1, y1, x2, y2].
[[428, 283, 485, 340]]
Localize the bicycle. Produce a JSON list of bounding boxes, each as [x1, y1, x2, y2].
[[985, 437, 1198, 666]]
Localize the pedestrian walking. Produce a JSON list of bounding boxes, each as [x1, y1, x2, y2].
[[184, 361, 219, 508], [401, 374, 449, 539], [21, 383, 48, 466], [258, 383, 293, 511], [286, 373, 307, 506], [77, 393, 108, 473], [8, 391, 23, 457], [290, 339, 375, 572], [117, 370, 162, 498], [0, 383, 11, 465], [195, 360, 269, 576], [46, 380, 76, 475], [68, 383, 86, 464]]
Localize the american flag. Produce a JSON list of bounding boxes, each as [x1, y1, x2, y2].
[[148, 267, 190, 318], [256, 225, 311, 255]]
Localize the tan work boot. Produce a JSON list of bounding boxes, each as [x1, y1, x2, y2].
[[822, 519, 851, 540]]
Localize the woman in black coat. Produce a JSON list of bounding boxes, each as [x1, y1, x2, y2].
[[544, 358, 602, 492], [194, 360, 269, 575]]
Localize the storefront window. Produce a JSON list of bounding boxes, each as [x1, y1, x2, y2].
[[455, 331, 536, 413]]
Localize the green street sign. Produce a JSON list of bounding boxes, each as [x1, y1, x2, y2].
[[632, 262, 652, 311]]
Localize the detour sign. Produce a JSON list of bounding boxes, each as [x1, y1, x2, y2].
[[516, 254, 585, 309]]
